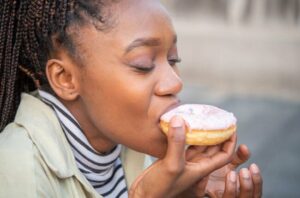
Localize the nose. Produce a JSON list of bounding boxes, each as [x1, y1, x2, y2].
[[155, 66, 183, 96]]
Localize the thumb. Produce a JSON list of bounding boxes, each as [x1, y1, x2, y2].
[[164, 116, 186, 173]]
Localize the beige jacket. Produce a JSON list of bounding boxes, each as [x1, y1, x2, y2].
[[0, 93, 145, 198]]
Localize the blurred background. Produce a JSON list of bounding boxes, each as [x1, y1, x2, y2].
[[161, 0, 300, 197]]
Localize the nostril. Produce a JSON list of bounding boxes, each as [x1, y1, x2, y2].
[[164, 94, 173, 98], [155, 79, 183, 96], [155, 67, 183, 96]]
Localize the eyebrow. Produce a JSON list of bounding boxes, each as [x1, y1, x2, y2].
[[125, 35, 177, 54]]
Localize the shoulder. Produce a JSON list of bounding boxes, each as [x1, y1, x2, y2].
[[0, 123, 38, 197], [0, 122, 64, 197], [0, 122, 33, 151]]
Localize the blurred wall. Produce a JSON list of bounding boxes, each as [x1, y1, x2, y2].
[[161, 1, 300, 197], [162, 0, 300, 101]]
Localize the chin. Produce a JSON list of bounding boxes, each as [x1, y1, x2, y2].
[[151, 125, 168, 158], [129, 121, 168, 158], [144, 137, 168, 159]]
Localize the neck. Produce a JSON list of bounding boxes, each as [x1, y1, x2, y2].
[[63, 100, 117, 154], [87, 135, 117, 154]]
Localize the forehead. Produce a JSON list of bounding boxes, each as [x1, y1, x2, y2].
[[70, 0, 175, 61], [115, 0, 171, 22], [110, 0, 175, 43]]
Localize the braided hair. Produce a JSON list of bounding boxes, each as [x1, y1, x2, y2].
[[0, 0, 116, 131]]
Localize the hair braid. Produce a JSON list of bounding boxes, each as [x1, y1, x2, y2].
[[27, 1, 45, 72], [1, 1, 18, 123], [1, 0, 115, 131], [0, 2, 10, 62], [0, 1, 19, 129], [61, 0, 68, 27], [41, 1, 50, 37]]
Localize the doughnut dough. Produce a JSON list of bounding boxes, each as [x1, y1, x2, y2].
[[160, 104, 237, 145]]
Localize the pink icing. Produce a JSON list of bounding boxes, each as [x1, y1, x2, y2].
[[161, 104, 237, 130]]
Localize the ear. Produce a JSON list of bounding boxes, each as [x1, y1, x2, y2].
[[45, 58, 79, 101]]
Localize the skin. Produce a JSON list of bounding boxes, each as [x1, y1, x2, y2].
[[129, 116, 237, 197], [47, 0, 181, 157], [186, 144, 263, 198], [45, 0, 262, 197]]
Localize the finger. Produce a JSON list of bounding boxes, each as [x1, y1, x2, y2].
[[192, 133, 237, 176], [205, 145, 221, 156], [211, 133, 237, 170], [188, 145, 208, 153], [223, 171, 237, 198], [131, 117, 187, 197], [221, 133, 237, 157], [198, 176, 209, 194], [164, 116, 186, 176], [185, 145, 208, 160], [230, 144, 251, 169], [194, 176, 209, 197], [249, 164, 263, 198], [239, 168, 253, 198]]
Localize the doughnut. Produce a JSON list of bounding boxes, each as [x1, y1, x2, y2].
[[160, 104, 237, 145]]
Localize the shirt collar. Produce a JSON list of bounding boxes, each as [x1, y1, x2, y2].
[[38, 90, 127, 194], [13, 91, 146, 188]]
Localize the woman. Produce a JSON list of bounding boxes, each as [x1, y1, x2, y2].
[[0, 0, 262, 197]]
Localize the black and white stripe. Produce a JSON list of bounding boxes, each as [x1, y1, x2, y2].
[[39, 90, 128, 198]]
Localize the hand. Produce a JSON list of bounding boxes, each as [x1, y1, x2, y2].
[[129, 116, 237, 198], [175, 143, 263, 197], [205, 144, 263, 197]]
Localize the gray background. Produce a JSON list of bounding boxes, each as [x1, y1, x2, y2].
[[162, 0, 300, 197]]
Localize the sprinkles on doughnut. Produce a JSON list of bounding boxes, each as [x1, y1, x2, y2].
[[160, 104, 237, 145]]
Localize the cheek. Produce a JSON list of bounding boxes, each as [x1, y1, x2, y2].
[[80, 67, 167, 156], [87, 71, 149, 121]]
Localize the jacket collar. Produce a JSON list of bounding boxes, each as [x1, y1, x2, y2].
[[14, 92, 77, 178], [14, 92, 146, 188], [14, 92, 103, 196]]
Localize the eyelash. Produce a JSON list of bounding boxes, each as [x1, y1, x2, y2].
[[135, 66, 154, 73], [133, 58, 182, 73], [168, 58, 181, 66]]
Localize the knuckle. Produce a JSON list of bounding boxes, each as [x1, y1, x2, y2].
[[165, 162, 184, 176], [224, 189, 235, 197], [224, 183, 236, 196], [254, 173, 263, 183], [227, 185, 236, 193], [223, 151, 235, 164], [216, 190, 225, 197], [228, 153, 235, 163], [254, 193, 263, 198], [242, 184, 253, 193], [253, 176, 262, 185], [252, 174, 263, 190]]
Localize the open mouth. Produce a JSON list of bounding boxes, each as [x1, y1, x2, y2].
[[158, 100, 181, 123]]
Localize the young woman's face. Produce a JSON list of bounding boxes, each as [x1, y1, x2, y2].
[[72, 0, 182, 158]]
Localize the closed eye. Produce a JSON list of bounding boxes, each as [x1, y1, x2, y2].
[[135, 66, 154, 73], [130, 63, 155, 74], [168, 58, 181, 66]]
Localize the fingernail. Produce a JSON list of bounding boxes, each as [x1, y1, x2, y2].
[[250, 163, 260, 174], [170, 116, 184, 128], [230, 171, 237, 182], [241, 168, 250, 179], [170, 116, 185, 141]]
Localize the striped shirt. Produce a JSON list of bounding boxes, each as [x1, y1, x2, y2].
[[39, 90, 128, 198]]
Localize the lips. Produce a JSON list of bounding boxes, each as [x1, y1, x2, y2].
[[159, 99, 181, 122]]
